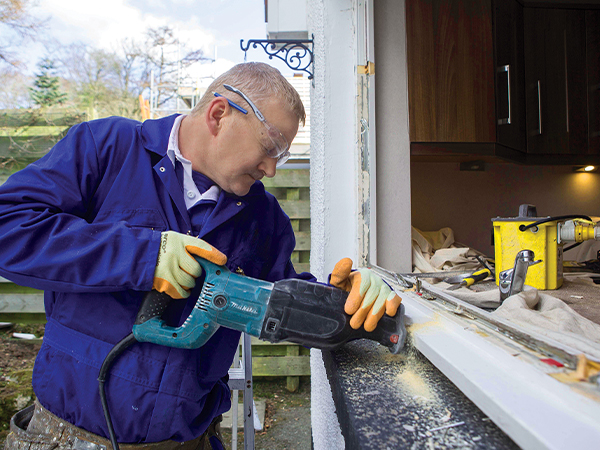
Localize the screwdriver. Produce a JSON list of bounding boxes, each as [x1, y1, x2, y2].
[[447, 268, 492, 291]]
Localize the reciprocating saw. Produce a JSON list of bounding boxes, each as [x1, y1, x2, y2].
[[133, 256, 407, 353], [99, 255, 406, 450]]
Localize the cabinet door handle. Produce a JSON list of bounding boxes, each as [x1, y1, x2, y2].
[[497, 65, 511, 125], [564, 30, 569, 133], [537, 80, 542, 135]]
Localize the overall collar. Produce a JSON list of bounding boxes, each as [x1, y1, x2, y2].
[[138, 114, 180, 157]]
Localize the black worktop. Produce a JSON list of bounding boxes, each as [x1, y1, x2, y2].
[[322, 339, 521, 449]]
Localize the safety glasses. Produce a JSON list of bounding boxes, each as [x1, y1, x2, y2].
[[213, 84, 290, 166]]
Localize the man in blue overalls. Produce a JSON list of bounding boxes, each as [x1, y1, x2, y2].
[[0, 62, 401, 450]]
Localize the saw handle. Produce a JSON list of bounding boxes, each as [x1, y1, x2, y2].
[[135, 290, 174, 325], [135, 255, 225, 327]]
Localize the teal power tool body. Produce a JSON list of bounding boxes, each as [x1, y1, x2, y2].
[[99, 256, 407, 450]]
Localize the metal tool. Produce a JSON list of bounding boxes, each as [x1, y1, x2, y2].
[[444, 273, 472, 285], [399, 256, 494, 285], [499, 250, 542, 301], [447, 268, 492, 291], [399, 270, 475, 279], [99, 256, 407, 450]]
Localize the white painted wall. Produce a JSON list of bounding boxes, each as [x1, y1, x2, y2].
[[308, 0, 358, 281]]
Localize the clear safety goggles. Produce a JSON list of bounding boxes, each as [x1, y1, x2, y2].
[[213, 84, 290, 166]]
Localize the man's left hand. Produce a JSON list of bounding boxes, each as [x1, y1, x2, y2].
[[330, 257, 402, 332]]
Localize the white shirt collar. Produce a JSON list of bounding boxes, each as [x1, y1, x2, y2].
[[166, 115, 221, 209]]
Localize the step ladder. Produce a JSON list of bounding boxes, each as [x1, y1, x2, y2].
[[228, 333, 260, 450]]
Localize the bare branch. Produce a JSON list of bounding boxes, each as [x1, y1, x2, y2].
[[0, 0, 47, 66]]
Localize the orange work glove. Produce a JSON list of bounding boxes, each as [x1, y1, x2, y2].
[[330, 257, 402, 332], [153, 231, 227, 299]]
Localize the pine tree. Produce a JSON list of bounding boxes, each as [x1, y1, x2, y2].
[[29, 58, 67, 107]]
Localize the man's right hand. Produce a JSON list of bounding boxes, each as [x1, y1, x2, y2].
[[153, 231, 228, 299], [330, 258, 402, 332]]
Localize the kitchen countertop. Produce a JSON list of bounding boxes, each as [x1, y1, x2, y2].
[[322, 339, 520, 450]]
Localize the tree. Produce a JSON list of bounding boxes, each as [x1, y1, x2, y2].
[[25, 25, 211, 119], [139, 26, 213, 110], [0, 65, 31, 108], [0, 0, 44, 67], [51, 26, 212, 118], [54, 43, 139, 118], [118, 37, 144, 94], [29, 58, 67, 107]]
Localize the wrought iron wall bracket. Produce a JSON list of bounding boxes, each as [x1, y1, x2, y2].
[[240, 36, 314, 80]]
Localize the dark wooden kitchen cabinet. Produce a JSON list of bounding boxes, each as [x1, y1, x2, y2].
[[406, 0, 495, 143], [406, 0, 526, 160], [524, 7, 589, 156], [407, 0, 600, 163], [588, 10, 600, 155]]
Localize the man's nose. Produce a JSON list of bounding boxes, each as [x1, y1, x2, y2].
[[261, 157, 277, 178]]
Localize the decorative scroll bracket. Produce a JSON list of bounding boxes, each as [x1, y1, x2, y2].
[[240, 36, 314, 80]]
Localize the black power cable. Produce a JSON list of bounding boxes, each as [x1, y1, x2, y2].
[[519, 215, 594, 232], [563, 241, 583, 253], [97, 290, 174, 450], [98, 333, 137, 450]]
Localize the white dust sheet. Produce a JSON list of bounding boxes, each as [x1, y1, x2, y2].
[[411, 227, 600, 359]]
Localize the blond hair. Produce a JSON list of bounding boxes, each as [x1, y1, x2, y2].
[[192, 62, 306, 126]]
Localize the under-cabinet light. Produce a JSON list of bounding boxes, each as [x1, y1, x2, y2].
[[573, 165, 597, 173]]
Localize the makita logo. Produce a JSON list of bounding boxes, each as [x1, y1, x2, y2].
[[231, 302, 257, 315]]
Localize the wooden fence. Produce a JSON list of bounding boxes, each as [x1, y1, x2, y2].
[[0, 109, 87, 168], [262, 168, 311, 274], [0, 108, 81, 325]]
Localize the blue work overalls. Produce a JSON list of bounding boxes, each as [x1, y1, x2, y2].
[[0, 115, 315, 443]]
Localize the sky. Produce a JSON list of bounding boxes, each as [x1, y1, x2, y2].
[[26, 0, 292, 79]]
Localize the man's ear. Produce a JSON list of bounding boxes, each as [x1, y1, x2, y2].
[[205, 97, 229, 136]]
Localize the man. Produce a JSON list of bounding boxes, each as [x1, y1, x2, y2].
[[0, 62, 401, 449]]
